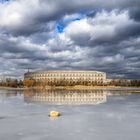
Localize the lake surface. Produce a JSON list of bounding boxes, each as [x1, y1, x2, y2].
[[0, 89, 140, 140]]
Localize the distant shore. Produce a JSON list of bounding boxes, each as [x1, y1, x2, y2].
[[0, 86, 140, 91], [45, 85, 140, 92], [0, 86, 28, 90]]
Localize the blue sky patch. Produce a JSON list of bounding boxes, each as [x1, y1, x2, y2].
[[56, 22, 65, 33], [56, 13, 84, 33], [0, 0, 10, 3]]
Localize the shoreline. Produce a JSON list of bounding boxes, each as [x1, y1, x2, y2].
[[0, 86, 140, 91], [0, 87, 28, 91], [45, 86, 140, 92]]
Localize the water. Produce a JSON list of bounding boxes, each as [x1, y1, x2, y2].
[[0, 89, 140, 140]]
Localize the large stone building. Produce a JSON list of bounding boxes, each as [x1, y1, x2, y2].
[[24, 70, 107, 85]]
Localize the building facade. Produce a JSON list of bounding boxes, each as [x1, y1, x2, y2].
[[24, 70, 106, 85]]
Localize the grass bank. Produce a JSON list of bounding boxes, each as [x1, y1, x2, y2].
[[0, 86, 29, 91], [45, 85, 140, 90], [0, 86, 140, 92]]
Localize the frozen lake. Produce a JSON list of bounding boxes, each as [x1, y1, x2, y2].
[[0, 89, 140, 140]]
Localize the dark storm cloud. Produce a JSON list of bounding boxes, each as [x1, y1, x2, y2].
[[0, 0, 140, 36], [65, 10, 140, 47], [129, 7, 140, 21], [0, 0, 140, 79]]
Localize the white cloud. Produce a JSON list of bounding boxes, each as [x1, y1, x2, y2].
[[64, 10, 136, 44], [0, 0, 140, 79], [102, 54, 124, 64]]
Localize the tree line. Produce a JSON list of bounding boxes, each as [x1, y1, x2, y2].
[[23, 78, 140, 87], [0, 78, 23, 88], [0, 78, 140, 88]]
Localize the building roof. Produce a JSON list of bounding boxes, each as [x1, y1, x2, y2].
[[25, 70, 106, 75]]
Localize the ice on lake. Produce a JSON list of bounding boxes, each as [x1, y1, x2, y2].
[[0, 89, 140, 140]]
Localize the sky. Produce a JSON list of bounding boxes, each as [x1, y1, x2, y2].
[[0, 0, 140, 79]]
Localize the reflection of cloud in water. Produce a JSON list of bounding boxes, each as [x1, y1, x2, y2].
[[0, 90, 19, 103], [24, 90, 109, 105], [0, 90, 22, 101]]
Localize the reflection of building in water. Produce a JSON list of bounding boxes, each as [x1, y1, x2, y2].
[[24, 90, 108, 105]]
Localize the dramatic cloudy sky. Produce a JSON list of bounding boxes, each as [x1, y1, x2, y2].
[[0, 0, 140, 79]]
